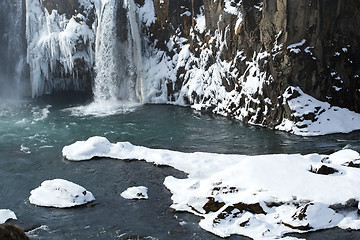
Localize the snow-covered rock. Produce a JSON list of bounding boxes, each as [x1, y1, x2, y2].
[[63, 136, 360, 239], [275, 86, 360, 136], [0, 209, 17, 224], [121, 186, 148, 200], [29, 179, 95, 208]]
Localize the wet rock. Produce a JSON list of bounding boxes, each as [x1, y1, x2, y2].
[[0, 224, 29, 240]]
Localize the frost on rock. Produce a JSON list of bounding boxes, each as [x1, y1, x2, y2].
[[25, 0, 96, 97], [63, 136, 360, 239], [121, 186, 148, 199], [29, 179, 95, 208], [276, 86, 360, 136], [0, 209, 17, 224]]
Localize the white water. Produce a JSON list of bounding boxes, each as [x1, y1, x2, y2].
[[0, 0, 27, 99], [93, 0, 143, 103]]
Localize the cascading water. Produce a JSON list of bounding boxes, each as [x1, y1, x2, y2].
[[93, 0, 143, 103], [0, 0, 28, 100]]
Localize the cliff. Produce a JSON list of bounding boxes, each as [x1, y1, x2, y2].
[[22, 0, 360, 135], [140, 0, 360, 135]]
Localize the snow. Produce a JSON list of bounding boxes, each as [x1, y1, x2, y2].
[[195, 14, 206, 34], [138, 0, 156, 27], [121, 186, 149, 199], [29, 179, 95, 208], [276, 86, 360, 136], [287, 39, 306, 54], [63, 136, 360, 239], [224, 0, 242, 15], [0, 209, 17, 224]]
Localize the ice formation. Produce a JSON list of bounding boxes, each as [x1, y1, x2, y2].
[[121, 186, 148, 200], [29, 179, 95, 208], [0, 209, 17, 224], [63, 136, 360, 239], [25, 0, 96, 97]]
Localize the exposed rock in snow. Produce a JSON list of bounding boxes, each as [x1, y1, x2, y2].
[[275, 86, 360, 136], [29, 179, 95, 208], [0, 209, 17, 224], [121, 186, 148, 200], [63, 136, 360, 239]]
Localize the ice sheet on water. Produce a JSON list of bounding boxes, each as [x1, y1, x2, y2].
[[63, 136, 360, 239], [0, 209, 17, 224]]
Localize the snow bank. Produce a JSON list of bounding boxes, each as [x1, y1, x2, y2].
[[63, 136, 360, 239], [276, 86, 360, 136], [29, 179, 95, 208], [0, 209, 17, 224], [121, 186, 148, 200]]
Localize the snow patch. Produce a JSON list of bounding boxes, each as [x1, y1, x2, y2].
[[276, 86, 360, 136], [121, 186, 148, 199], [29, 179, 95, 208]]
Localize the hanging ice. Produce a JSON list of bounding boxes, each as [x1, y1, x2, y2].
[[25, 0, 95, 97]]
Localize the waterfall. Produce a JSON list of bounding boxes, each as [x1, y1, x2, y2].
[[93, 0, 143, 103], [0, 0, 28, 100]]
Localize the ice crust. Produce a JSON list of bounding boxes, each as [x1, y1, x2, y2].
[[63, 136, 360, 239], [29, 179, 95, 208]]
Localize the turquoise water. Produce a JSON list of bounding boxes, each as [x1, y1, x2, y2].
[[0, 94, 359, 239]]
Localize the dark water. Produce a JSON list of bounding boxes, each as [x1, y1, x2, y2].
[[0, 94, 359, 239]]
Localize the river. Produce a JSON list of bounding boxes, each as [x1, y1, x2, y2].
[[0, 93, 359, 239]]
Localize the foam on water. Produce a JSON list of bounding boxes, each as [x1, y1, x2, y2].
[[65, 100, 140, 117]]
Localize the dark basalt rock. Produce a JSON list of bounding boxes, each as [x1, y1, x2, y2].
[[282, 203, 314, 231], [203, 197, 225, 213], [213, 202, 266, 224], [310, 165, 339, 175]]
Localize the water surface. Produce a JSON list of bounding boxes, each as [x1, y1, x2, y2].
[[0, 94, 359, 239]]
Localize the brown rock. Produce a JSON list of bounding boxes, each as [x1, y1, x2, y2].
[[0, 224, 29, 240]]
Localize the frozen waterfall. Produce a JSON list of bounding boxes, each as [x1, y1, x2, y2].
[[93, 0, 143, 103]]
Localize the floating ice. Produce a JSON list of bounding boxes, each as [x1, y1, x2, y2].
[[63, 136, 360, 239], [0, 209, 17, 224], [29, 179, 95, 208], [121, 186, 148, 199]]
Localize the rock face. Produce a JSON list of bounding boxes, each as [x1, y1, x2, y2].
[[13, 0, 360, 133], [138, 0, 360, 133]]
